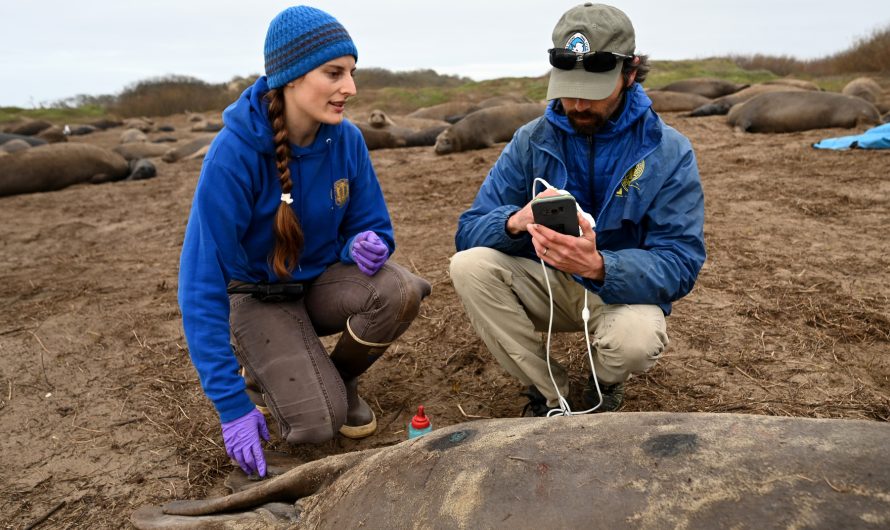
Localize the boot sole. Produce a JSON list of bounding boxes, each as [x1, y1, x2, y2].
[[339, 410, 377, 439]]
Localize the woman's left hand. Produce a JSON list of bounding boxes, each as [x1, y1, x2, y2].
[[351, 231, 389, 276]]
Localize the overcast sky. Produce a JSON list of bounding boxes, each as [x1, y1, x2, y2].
[[2, 1, 888, 107]]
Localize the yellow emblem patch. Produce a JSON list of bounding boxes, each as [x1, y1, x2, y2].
[[334, 178, 349, 207], [616, 160, 645, 197]]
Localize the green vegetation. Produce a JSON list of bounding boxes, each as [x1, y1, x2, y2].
[[0, 104, 108, 124], [3, 23, 887, 125], [646, 58, 778, 89]]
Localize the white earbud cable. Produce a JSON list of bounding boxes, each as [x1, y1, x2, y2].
[[532, 177, 602, 416]]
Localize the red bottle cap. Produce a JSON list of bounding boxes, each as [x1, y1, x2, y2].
[[411, 405, 430, 429]]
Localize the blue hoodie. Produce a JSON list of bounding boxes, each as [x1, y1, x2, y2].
[[455, 84, 705, 315], [178, 76, 394, 422]]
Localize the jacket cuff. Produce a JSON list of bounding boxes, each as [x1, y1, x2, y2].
[[340, 234, 358, 264], [216, 391, 258, 423]]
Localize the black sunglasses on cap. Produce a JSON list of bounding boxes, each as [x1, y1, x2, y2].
[[548, 48, 633, 73]]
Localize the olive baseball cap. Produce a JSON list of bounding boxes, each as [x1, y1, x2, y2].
[[546, 3, 636, 101]]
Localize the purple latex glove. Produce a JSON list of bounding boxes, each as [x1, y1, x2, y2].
[[351, 230, 389, 276], [221, 408, 269, 477]]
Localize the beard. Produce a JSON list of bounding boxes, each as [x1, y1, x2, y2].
[[565, 90, 626, 136], [567, 111, 608, 136]]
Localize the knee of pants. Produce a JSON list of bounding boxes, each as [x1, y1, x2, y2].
[[281, 410, 345, 446], [597, 317, 668, 376], [372, 263, 430, 326], [449, 247, 505, 295]]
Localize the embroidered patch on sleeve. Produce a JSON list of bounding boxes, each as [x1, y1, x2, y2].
[[334, 178, 349, 207], [616, 160, 645, 197]]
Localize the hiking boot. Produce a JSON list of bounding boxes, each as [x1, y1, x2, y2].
[[520, 385, 551, 417], [582, 376, 625, 413], [338, 377, 377, 439], [239, 367, 270, 416]]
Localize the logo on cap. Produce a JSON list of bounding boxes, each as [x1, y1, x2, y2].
[[565, 32, 590, 53]]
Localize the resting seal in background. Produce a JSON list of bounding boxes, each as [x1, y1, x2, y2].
[[659, 77, 748, 99], [0, 143, 148, 197], [353, 122, 406, 150], [842, 77, 883, 105], [0, 133, 47, 148], [689, 83, 813, 117], [131, 412, 890, 529], [161, 135, 216, 162], [727, 91, 881, 133], [646, 90, 712, 112], [368, 109, 449, 131], [407, 100, 482, 123], [435, 103, 545, 154]]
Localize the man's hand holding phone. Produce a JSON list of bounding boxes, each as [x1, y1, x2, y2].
[[505, 190, 604, 281]]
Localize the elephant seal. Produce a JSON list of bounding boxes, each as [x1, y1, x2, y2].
[[120, 129, 148, 144], [123, 117, 153, 132], [1, 139, 32, 154], [113, 142, 171, 161], [66, 124, 98, 136], [368, 109, 449, 131], [127, 158, 157, 181], [367, 110, 449, 147], [0, 143, 132, 197], [183, 144, 211, 161], [727, 91, 881, 133], [408, 100, 481, 123], [435, 103, 545, 154], [353, 122, 406, 150], [764, 78, 821, 91], [36, 126, 68, 144], [646, 90, 712, 112], [6, 119, 53, 136], [0, 133, 47, 147], [660, 78, 748, 99], [132, 412, 890, 529], [190, 121, 223, 133], [842, 77, 882, 105], [405, 124, 450, 147], [89, 118, 123, 130], [161, 135, 215, 162], [689, 84, 810, 116]]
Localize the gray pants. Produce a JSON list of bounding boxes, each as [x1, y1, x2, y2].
[[449, 247, 667, 407], [229, 262, 430, 444]]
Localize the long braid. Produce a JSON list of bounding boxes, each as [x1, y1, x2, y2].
[[265, 88, 304, 278]]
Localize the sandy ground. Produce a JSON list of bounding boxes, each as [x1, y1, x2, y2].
[[1, 110, 888, 528]]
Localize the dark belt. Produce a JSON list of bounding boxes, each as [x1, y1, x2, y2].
[[227, 281, 305, 303]]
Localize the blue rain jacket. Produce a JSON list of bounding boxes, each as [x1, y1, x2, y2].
[[178, 76, 394, 422], [456, 84, 705, 315]]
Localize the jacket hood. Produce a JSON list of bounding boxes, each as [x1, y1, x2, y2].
[[221, 75, 343, 156], [545, 83, 652, 138]]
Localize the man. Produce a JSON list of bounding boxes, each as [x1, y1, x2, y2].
[[449, 3, 705, 416]]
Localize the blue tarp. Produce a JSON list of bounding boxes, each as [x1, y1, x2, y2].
[[813, 122, 890, 150]]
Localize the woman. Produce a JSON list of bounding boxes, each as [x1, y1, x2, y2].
[[178, 5, 431, 478]]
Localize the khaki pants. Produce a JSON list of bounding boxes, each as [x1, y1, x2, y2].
[[449, 247, 667, 407], [229, 262, 431, 444]]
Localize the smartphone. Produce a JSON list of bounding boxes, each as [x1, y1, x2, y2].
[[531, 195, 580, 236]]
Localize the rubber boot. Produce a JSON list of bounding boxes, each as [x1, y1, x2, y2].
[[338, 377, 378, 439], [330, 320, 390, 439]]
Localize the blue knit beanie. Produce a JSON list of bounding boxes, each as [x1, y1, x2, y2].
[[264, 6, 358, 89]]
